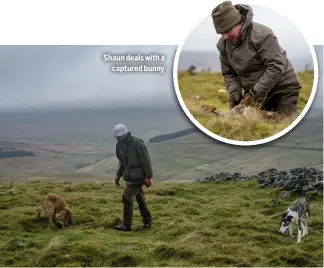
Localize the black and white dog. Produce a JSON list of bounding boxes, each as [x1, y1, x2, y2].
[[279, 198, 310, 243]]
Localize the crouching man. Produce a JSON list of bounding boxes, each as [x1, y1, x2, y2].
[[212, 1, 302, 117], [112, 123, 153, 231]]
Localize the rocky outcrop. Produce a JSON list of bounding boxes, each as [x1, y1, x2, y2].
[[197, 167, 323, 196], [197, 172, 248, 182]]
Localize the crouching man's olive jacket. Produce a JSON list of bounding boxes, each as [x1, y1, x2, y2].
[[217, 4, 302, 101]]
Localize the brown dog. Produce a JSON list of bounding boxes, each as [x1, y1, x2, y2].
[[38, 193, 73, 228]]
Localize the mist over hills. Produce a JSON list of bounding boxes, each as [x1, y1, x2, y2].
[[178, 50, 314, 73], [0, 106, 193, 148], [73, 111, 323, 181], [0, 101, 322, 182], [0, 104, 321, 145]]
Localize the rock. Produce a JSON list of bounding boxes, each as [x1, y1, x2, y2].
[[196, 167, 323, 197], [282, 192, 290, 199], [254, 167, 323, 196], [196, 171, 249, 183], [314, 181, 323, 187], [313, 181, 323, 196]]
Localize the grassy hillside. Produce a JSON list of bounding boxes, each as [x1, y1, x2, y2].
[[177, 70, 314, 141], [76, 114, 323, 182], [0, 114, 322, 182], [0, 104, 321, 182], [0, 179, 322, 267]]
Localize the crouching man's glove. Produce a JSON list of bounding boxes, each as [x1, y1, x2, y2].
[[240, 93, 256, 106], [229, 92, 242, 110], [241, 88, 264, 108], [144, 178, 152, 188]]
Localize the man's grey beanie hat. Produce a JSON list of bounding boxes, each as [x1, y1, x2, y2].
[[112, 124, 128, 137]]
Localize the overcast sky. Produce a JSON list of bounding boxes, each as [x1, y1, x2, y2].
[[0, 45, 176, 111], [182, 4, 312, 58], [0, 43, 322, 112]]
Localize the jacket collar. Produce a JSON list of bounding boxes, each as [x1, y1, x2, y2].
[[121, 132, 132, 145], [235, 4, 254, 45]]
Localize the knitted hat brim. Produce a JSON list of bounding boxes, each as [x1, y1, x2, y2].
[[216, 14, 242, 34]]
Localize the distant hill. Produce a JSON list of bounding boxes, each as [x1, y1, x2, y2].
[[0, 105, 322, 182], [77, 108, 323, 181], [149, 127, 199, 143], [147, 108, 323, 144], [0, 107, 193, 149]]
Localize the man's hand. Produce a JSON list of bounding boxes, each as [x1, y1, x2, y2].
[[115, 177, 120, 187], [229, 92, 242, 109], [144, 178, 152, 188], [240, 93, 258, 107]]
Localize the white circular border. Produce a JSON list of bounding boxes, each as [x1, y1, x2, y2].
[[172, 8, 319, 147]]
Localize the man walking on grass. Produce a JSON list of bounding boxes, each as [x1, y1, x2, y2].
[[212, 1, 302, 117], [112, 123, 153, 231]]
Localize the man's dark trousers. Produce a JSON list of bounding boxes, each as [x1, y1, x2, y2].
[[122, 183, 152, 226], [260, 86, 301, 116]]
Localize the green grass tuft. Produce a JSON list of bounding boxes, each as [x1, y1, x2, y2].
[[177, 70, 314, 141], [0, 179, 322, 267]]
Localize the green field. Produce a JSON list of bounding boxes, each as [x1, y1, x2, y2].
[[177, 70, 314, 141], [0, 179, 322, 267]]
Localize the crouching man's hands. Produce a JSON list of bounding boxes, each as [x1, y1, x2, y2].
[[144, 178, 152, 187], [240, 88, 264, 108], [240, 93, 256, 106], [229, 92, 242, 110]]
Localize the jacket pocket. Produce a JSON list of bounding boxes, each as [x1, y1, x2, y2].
[[127, 168, 145, 180]]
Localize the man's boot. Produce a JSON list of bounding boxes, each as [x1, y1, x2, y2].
[[143, 222, 151, 228], [114, 224, 132, 231]]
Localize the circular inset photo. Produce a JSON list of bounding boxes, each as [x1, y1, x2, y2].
[[173, 1, 318, 146]]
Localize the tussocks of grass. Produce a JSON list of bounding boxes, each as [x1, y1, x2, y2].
[[0, 179, 322, 267], [178, 71, 313, 141], [191, 101, 297, 140]]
